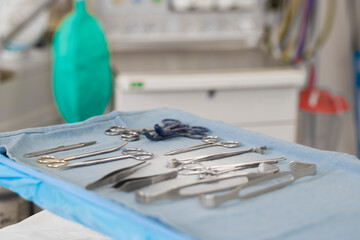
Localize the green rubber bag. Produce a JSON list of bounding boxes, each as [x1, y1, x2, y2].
[[52, 0, 112, 123]]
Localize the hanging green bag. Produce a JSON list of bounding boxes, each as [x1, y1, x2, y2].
[[52, 0, 112, 123]]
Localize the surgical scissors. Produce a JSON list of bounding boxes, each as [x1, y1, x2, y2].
[[104, 119, 188, 141], [62, 148, 154, 169], [105, 126, 154, 136], [167, 146, 267, 168], [104, 119, 182, 136], [37, 142, 128, 168], [164, 136, 241, 156]]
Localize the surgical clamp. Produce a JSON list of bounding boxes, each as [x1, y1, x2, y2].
[[86, 162, 178, 191], [24, 141, 96, 158], [167, 146, 267, 168], [199, 161, 316, 208], [179, 157, 287, 178], [37, 142, 128, 168], [136, 163, 279, 204], [164, 136, 241, 156], [63, 148, 154, 169]]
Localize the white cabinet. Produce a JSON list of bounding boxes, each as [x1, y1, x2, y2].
[[114, 68, 305, 142]]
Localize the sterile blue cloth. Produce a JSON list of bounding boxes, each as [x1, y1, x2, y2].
[[0, 108, 359, 240]]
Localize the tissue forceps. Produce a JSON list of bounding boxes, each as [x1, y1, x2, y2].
[[23, 141, 96, 158], [86, 161, 178, 191], [37, 142, 128, 168], [167, 146, 267, 168], [164, 136, 241, 156], [63, 148, 154, 169]]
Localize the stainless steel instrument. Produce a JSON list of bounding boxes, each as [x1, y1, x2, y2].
[[136, 163, 278, 204], [86, 161, 178, 191], [167, 146, 267, 168], [37, 142, 127, 168], [164, 136, 241, 156], [199, 161, 316, 208], [24, 141, 97, 158]]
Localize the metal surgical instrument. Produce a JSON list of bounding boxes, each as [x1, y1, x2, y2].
[[104, 119, 182, 136], [62, 148, 154, 169], [86, 162, 178, 191], [179, 157, 287, 177], [105, 126, 155, 136], [167, 146, 267, 168], [136, 163, 279, 204], [37, 142, 128, 168], [105, 126, 154, 141], [113, 171, 178, 192], [24, 141, 97, 158], [164, 136, 241, 156], [199, 161, 316, 208], [86, 161, 151, 189]]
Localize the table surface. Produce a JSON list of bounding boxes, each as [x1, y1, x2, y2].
[[0, 108, 359, 240]]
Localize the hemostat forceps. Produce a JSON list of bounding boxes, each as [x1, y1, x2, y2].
[[164, 136, 241, 156], [179, 157, 287, 177], [86, 161, 178, 191], [136, 163, 279, 204], [63, 148, 154, 169], [167, 146, 267, 168], [37, 142, 128, 168]]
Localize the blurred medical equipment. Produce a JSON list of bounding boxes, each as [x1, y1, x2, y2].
[[167, 145, 268, 168], [136, 162, 279, 204], [87, 0, 263, 51], [0, 0, 56, 52], [63, 148, 154, 169], [37, 142, 128, 168], [199, 161, 316, 208], [264, 0, 337, 63], [348, 0, 360, 158], [265, 0, 348, 152], [23, 141, 96, 158], [53, 0, 112, 123], [297, 64, 350, 150], [164, 136, 241, 156]]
